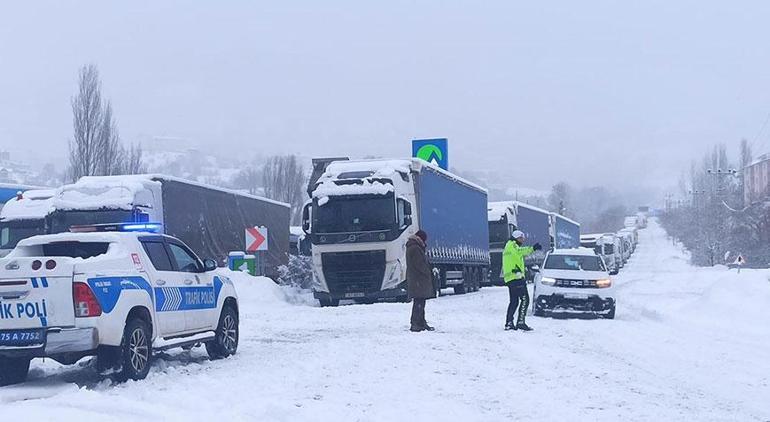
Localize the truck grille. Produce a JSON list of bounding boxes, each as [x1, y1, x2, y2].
[[322, 250, 386, 294], [555, 279, 597, 288]]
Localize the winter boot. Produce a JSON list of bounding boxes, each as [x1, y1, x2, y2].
[[505, 322, 517, 331], [516, 323, 533, 332], [410, 325, 425, 332], [423, 324, 436, 331]]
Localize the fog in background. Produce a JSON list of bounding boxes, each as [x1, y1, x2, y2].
[[2, 0, 770, 200]]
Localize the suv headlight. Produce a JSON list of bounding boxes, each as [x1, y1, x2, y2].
[[540, 276, 556, 286], [595, 278, 612, 288]]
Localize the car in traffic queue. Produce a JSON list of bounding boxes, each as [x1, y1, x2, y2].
[[533, 248, 616, 319], [0, 223, 239, 386]]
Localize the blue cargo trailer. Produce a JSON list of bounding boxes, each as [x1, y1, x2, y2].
[[551, 213, 580, 249], [514, 202, 551, 280]]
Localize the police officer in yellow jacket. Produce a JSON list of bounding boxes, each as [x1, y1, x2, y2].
[[503, 230, 542, 331]]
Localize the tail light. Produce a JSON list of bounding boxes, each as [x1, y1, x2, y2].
[[73, 282, 102, 317]]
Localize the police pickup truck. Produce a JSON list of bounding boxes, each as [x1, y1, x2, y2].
[[0, 223, 239, 385]]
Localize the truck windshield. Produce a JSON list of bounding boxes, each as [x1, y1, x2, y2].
[[488, 221, 510, 243], [604, 244, 615, 254], [48, 209, 134, 234], [314, 195, 395, 234], [0, 220, 46, 250], [545, 255, 606, 271]]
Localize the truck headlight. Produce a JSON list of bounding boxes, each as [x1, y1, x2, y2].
[[540, 276, 556, 286], [595, 278, 612, 288]]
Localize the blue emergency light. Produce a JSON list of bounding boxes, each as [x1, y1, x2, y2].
[[70, 222, 163, 234]]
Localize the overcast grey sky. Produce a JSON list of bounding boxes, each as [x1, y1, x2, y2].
[[1, 1, 769, 191]]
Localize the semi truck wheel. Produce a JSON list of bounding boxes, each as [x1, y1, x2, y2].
[[319, 298, 339, 307], [0, 356, 31, 386]]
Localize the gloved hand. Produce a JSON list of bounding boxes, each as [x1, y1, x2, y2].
[[533, 243, 543, 251]]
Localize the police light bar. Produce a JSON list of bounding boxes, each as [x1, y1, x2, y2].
[[69, 223, 163, 233]]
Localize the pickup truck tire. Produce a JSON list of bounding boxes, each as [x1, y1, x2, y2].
[[117, 318, 152, 382], [206, 305, 239, 360], [0, 356, 31, 386]]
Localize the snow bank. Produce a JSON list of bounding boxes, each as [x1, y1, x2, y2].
[[216, 269, 316, 309]]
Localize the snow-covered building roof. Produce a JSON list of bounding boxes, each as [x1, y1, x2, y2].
[[0, 189, 57, 221]]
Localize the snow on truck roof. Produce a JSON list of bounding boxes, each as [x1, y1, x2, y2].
[[514, 201, 551, 216], [0, 189, 57, 221], [487, 201, 514, 221], [55, 174, 290, 211], [317, 158, 487, 195], [552, 213, 580, 226]]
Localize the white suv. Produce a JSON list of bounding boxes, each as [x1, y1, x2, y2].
[[533, 248, 616, 319], [0, 223, 239, 385]]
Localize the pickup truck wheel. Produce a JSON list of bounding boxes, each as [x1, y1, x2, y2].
[[0, 356, 31, 386], [117, 318, 152, 382], [206, 306, 239, 360]]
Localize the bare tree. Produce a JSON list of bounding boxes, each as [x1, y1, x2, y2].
[[97, 101, 122, 175], [233, 166, 261, 195], [68, 64, 144, 180], [125, 143, 146, 175], [69, 64, 104, 180], [548, 182, 571, 216], [263, 155, 306, 224]]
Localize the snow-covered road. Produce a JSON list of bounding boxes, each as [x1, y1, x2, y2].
[[2, 221, 769, 421]]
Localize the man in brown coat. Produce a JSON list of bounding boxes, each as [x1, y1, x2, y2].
[[407, 230, 435, 332]]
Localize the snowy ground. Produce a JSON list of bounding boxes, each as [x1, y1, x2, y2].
[[2, 220, 770, 421]]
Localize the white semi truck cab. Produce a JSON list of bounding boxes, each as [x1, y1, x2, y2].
[[303, 159, 489, 306]]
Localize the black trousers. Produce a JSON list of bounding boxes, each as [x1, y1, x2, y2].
[[411, 298, 427, 328], [506, 283, 529, 325]]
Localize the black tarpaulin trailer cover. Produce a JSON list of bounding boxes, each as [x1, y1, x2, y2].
[[157, 177, 290, 280]]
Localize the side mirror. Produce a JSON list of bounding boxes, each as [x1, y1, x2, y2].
[[203, 259, 218, 272], [531, 265, 540, 272], [610, 269, 619, 275], [398, 198, 413, 229], [302, 202, 312, 234]]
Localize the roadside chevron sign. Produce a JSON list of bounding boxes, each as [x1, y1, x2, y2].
[[412, 138, 448, 170]]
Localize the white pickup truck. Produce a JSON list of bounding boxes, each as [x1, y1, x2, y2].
[[0, 223, 239, 385]]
